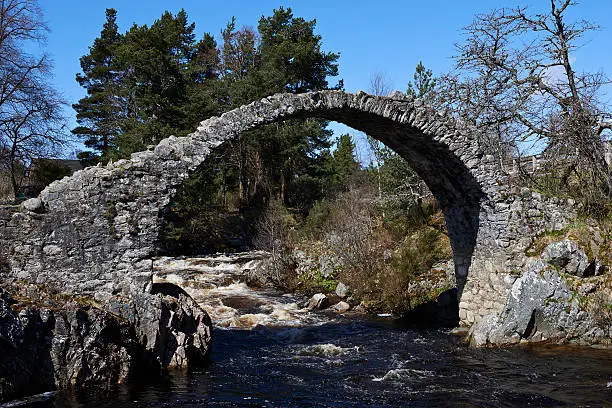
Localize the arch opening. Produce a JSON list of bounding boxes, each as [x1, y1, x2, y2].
[[155, 92, 486, 294]]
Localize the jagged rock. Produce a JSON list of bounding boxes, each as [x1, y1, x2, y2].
[[307, 293, 328, 310], [468, 259, 597, 346], [0, 291, 55, 403], [542, 239, 589, 277], [330, 301, 350, 313], [136, 288, 212, 368], [0, 286, 133, 402], [335, 282, 349, 298], [21, 198, 42, 213], [50, 303, 137, 390], [0, 283, 212, 403]]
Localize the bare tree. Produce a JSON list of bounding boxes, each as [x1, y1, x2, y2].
[[369, 71, 392, 97], [253, 200, 290, 285], [0, 0, 67, 200], [0, 83, 66, 196], [438, 1, 611, 209], [367, 72, 393, 201]]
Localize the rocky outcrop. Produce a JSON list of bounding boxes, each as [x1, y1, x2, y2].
[[0, 283, 211, 403], [469, 240, 611, 346], [542, 239, 590, 277], [138, 286, 212, 368]]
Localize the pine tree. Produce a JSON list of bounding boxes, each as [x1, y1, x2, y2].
[[236, 7, 341, 205], [113, 10, 194, 155], [72, 8, 122, 158], [257, 7, 339, 93], [109, 9, 219, 158], [406, 61, 436, 100], [332, 133, 359, 190]]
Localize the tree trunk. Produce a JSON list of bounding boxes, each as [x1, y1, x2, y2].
[[9, 143, 18, 202], [280, 171, 285, 204]]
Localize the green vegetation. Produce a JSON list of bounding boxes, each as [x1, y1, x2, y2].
[[31, 160, 72, 188]]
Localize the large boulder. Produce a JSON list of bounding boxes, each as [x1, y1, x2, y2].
[[469, 259, 594, 346], [335, 282, 349, 298], [330, 301, 350, 313], [542, 239, 589, 277], [307, 293, 328, 310]]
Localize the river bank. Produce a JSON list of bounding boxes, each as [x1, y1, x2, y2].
[[8, 298, 612, 407]]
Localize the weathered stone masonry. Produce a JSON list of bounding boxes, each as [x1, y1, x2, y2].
[[0, 90, 574, 328]]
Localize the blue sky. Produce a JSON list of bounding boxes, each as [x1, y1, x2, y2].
[[40, 1, 612, 159]]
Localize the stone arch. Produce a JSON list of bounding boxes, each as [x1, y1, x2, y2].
[[158, 91, 490, 289], [2, 90, 570, 327]]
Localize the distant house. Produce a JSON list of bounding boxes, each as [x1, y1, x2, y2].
[[21, 158, 85, 197]]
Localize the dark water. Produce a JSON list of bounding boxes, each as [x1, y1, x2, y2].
[[22, 316, 612, 408]]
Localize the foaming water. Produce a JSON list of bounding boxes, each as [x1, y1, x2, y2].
[[20, 255, 612, 407], [153, 255, 334, 329]]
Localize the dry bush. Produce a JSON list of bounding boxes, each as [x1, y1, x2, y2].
[[325, 188, 380, 274], [319, 186, 391, 300], [253, 201, 294, 286], [305, 184, 453, 314], [378, 227, 452, 313], [0, 173, 14, 203]]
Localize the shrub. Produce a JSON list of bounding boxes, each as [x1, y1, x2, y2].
[[253, 200, 295, 286], [295, 183, 453, 315]]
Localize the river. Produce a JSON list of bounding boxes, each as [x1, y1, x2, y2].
[[6, 256, 612, 407]]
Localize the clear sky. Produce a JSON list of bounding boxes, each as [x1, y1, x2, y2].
[[39, 1, 612, 159]]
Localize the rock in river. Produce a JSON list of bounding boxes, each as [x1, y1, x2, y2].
[[307, 293, 328, 310]]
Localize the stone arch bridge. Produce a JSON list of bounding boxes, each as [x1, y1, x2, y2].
[[0, 90, 570, 326]]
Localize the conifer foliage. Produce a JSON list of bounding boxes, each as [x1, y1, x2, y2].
[[73, 7, 349, 252]]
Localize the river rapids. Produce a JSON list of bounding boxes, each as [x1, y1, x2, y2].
[[4, 255, 611, 407]]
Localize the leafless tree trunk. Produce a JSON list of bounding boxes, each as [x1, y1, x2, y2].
[[0, 0, 68, 200]]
